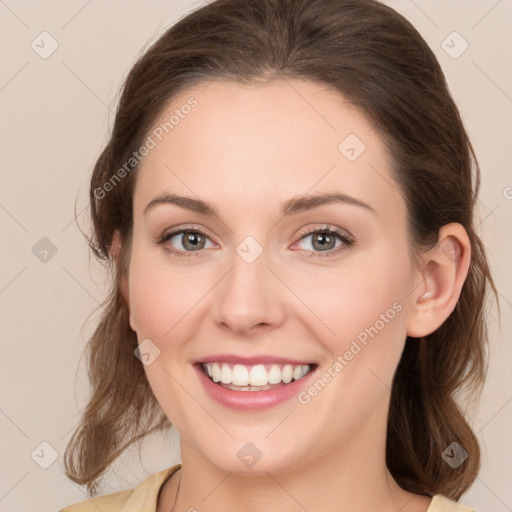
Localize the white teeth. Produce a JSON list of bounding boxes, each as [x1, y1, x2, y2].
[[267, 364, 282, 384], [282, 365, 293, 383], [292, 365, 304, 381], [203, 362, 312, 387], [220, 364, 231, 384], [211, 363, 220, 382], [233, 364, 249, 386], [249, 364, 266, 386]]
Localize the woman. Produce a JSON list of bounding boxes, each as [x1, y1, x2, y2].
[[60, 0, 498, 510]]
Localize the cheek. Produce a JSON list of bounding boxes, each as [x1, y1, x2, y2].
[[289, 246, 411, 380], [127, 243, 214, 345], [289, 248, 409, 335]]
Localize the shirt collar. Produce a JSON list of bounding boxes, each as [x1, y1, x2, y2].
[[121, 463, 182, 511]]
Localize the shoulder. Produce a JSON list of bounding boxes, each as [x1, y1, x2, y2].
[[58, 463, 182, 512], [58, 488, 131, 512], [428, 494, 477, 512]]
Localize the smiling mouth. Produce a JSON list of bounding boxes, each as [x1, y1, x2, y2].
[[197, 362, 318, 391]]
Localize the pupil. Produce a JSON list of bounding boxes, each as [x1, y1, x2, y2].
[[184, 231, 204, 250], [313, 232, 334, 251]]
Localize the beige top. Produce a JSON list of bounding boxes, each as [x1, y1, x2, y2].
[[59, 463, 476, 511]]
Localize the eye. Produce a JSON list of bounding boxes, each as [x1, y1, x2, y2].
[[156, 224, 354, 259], [156, 226, 216, 257], [293, 225, 354, 258]]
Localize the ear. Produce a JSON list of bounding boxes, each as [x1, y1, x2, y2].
[[406, 223, 471, 338], [110, 229, 123, 260], [110, 229, 136, 332]]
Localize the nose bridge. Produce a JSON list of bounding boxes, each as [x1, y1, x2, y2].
[[212, 235, 284, 334]]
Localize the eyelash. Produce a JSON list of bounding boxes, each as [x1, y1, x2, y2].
[[156, 224, 354, 259]]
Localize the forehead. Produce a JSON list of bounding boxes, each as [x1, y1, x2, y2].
[[134, 78, 403, 221]]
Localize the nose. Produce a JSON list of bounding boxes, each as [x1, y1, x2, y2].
[[212, 245, 286, 336]]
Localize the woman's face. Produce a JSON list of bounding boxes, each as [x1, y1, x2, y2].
[[126, 78, 421, 474]]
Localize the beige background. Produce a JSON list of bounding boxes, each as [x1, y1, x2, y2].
[[0, 1, 511, 511]]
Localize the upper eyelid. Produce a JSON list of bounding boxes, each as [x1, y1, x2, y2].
[[296, 224, 351, 239], [162, 223, 215, 239]]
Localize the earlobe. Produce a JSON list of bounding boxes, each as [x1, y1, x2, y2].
[[406, 223, 471, 338]]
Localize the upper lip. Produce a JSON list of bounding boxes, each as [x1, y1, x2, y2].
[[194, 354, 316, 366]]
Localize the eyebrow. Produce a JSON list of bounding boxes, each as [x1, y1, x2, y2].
[[143, 192, 377, 217]]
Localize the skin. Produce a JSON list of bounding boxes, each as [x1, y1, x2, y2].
[[113, 78, 471, 512]]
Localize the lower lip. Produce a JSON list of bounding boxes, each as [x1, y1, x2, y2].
[[194, 363, 318, 411]]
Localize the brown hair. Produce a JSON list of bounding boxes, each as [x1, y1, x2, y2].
[[64, 0, 499, 499]]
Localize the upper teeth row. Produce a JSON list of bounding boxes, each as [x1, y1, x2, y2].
[[203, 363, 311, 386]]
